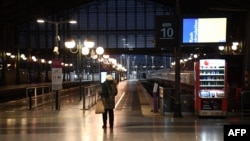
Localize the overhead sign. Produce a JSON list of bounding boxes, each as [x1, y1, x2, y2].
[[155, 16, 177, 50], [52, 59, 62, 90]]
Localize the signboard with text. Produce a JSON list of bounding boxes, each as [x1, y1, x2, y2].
[[52, 59, 62, 90], [155, 16, 177, 51]]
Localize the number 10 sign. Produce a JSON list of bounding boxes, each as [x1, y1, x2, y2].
[[155, 16, 177, 50]]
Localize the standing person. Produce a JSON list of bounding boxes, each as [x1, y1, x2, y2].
[[100, 74, 117, 128]]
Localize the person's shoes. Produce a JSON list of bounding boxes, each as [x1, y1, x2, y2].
[[102, 125, 107, 129]]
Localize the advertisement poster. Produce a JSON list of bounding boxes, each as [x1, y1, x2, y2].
[[52, 59, 62, 90]]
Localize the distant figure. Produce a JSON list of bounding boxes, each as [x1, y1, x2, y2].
[[99, 74, 118, 128]]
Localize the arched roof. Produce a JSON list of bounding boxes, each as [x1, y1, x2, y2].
[[1, 0, 249, 25]]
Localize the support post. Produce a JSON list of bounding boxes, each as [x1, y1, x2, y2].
[[173, 0, 182, 118], [55, 90, 60, 110]]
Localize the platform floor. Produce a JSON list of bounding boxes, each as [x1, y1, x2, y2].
[[0, 80, 250, 141]]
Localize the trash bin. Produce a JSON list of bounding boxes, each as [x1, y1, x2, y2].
[[180, 94, 194, 113]]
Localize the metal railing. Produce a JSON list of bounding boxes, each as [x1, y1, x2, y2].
[[25, 83, 101, 110], [83, 84, 100, 110], [26, 86, 52, 109]]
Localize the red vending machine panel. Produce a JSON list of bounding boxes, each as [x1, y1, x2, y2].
[[195, 59, 228, 116]]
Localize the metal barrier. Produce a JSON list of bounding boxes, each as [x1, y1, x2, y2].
[[26, 86, 52, 110], [158, 87, 175, 115], [26, 83, 101, 110], [83, 84, 100, 110]]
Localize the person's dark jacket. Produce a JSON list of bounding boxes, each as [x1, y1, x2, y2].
[[100, 80, 117, 109]]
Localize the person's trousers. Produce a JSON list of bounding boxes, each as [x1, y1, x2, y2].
[[102, 109, 114, 127]]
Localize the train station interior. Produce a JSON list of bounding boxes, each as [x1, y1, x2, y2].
[[1, 0, 250, 141]]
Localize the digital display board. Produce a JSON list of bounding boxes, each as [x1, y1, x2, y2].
[[182, 17, 227, 45]]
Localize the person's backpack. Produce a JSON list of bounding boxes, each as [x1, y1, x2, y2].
[[104, 82, 117, 97], [110, 83, 117, 96]]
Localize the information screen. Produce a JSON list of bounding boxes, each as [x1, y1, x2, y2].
[[182, 17, 227, 44]]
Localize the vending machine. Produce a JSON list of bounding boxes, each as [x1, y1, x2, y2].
[[194, 59, 228, 116]]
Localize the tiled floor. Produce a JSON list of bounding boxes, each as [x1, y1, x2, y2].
[[0, 80, 249, 141]]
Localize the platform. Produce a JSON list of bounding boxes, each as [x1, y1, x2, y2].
[[0, 80, 249, 141]]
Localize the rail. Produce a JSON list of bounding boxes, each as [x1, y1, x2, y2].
[[24, 83, 101, 110], [26, 86, 52, 109], [83, 84, 100, 110]]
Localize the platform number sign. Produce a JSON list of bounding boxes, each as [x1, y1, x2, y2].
[[155, 16, 177, 50], [161, 23, 174, 39]]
